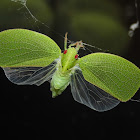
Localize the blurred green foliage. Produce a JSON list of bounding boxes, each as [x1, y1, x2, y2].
[[57, 0, 122, 20], [0, 0, 53, 31]]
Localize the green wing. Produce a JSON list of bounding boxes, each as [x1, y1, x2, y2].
[[77, 53, 140, 102], [0, 29, 61, 67]]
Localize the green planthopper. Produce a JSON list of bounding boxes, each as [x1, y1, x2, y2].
[[0, 29, 140, 112]]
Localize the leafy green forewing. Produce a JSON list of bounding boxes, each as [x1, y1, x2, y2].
[[0, 29, 61, 67], [78, 53, 140, 102]]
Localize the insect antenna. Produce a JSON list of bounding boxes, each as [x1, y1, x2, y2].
[[83, 46, 93, 53], [82, 42, 109, 53], [130, 99, 140, 103]]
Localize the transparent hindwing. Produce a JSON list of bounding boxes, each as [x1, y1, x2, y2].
[[2, 60, 57, 86], [70, 68, 120, 112]]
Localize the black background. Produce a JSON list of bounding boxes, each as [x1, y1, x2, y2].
[[0, 0, 140, 139]]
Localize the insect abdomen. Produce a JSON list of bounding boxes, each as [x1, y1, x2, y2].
[[50, 69, 70, 97]]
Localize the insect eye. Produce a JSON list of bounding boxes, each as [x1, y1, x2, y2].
[[63, 50, 67, 54], [75, 54, 78, 59]]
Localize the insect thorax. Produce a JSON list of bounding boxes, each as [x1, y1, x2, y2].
[[61, 47, 78, 73]]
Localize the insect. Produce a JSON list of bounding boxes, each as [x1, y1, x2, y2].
[[0, 29, 140, 112]]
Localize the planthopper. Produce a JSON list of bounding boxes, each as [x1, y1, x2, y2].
[[0, 29, 140, 112]]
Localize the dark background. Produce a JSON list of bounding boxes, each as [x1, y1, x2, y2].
[[0, 0, 140, 139]]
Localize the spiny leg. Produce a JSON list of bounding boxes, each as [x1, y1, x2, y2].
[[64, 32, 68, 50], [64, 32, 77, 49], [75, 41, 84, 52]]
